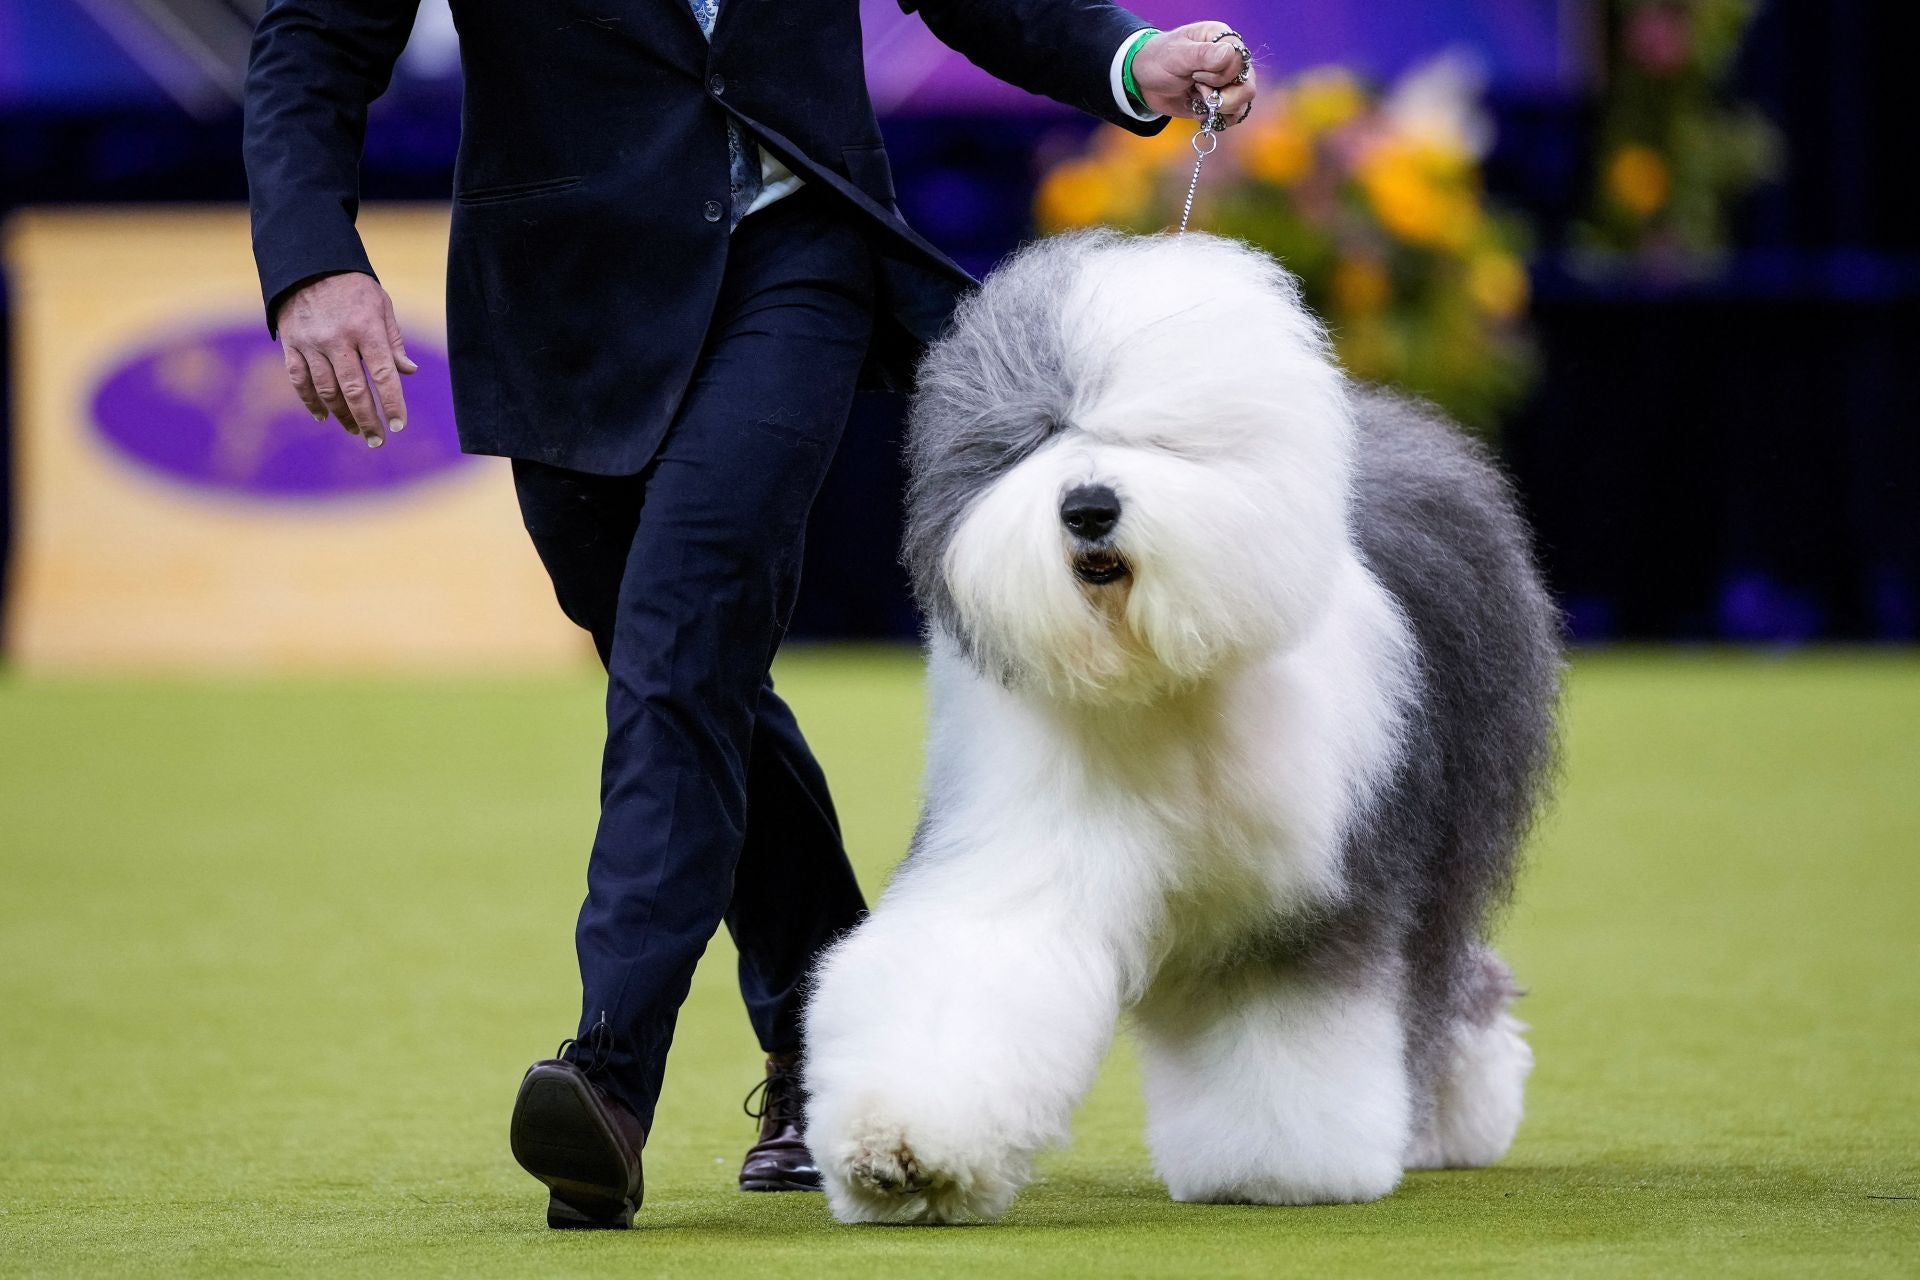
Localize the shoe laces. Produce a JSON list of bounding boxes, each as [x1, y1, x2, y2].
[[742, 1058, 800, 1123], [557, 1010, 615, 1077]]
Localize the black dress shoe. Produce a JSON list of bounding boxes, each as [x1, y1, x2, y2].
[[510, 1058, 647, 1228], [740, 1052, 822, 1191]]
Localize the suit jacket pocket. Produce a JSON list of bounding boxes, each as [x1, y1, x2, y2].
[[455, 175, 584, 206], [841, 144, 897, 209]]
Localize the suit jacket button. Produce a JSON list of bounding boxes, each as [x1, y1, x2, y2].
[[703, 200, 725, 222], [708, 73, 726, 96]]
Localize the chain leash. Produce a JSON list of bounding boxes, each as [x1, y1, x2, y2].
[[1178, 88, 1226, 235]]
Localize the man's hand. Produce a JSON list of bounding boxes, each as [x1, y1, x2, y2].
[[277, 271, 417, 448], [1133, 22, 1258, 128]]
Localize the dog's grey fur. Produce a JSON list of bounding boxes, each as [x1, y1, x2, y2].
[[903, 230, 1131, 651], [1341, 387, 1561, 1116]]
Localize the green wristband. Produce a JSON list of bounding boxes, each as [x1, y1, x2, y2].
[[1122, 28, 1159, 114]]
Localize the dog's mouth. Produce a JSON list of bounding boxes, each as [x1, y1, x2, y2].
[[1072, 548, 1131, 586]]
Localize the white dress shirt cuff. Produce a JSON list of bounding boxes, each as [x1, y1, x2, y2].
[[1110, 28, 1165, 123]]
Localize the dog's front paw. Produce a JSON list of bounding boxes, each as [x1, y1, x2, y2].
[[850, 1132, 931, 1196], [820, 1111, 1025, 1226]]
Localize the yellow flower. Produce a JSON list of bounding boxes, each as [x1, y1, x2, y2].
[[1414, 137, 1474, 181], [1467, 252, 1530, 320], [1369, 134, 1474, 184], [1292, 68, 1367, 133], [1245, 115, 1314, 187], [1607, 145, 1671, 217], [1354, 137, 1484, 251], [1332, 258, 1393, 315], [1036, 159, 1122, 230], [1363, 164, 1436, 243], [1359, 152, 1482, 252]]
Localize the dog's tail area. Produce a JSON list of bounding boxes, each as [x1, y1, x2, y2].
[[1405, 945, 1532, 1170]]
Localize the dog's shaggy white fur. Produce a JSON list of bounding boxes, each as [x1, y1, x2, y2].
[[804, 232, 1560, 1224]]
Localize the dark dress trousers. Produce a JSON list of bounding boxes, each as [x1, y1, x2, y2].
[[244, 0, 1164, 1127], [510, 187, 878, 1119]]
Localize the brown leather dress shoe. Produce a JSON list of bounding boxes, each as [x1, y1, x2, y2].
[[739, 1052, 822, 1191], [510, 1058, 648, 1228]]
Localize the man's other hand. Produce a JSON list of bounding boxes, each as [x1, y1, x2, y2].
[[277, 272, 418, 448], [1133, 22, 1258, 127]]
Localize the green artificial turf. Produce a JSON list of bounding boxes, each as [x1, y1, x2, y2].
[[1, 649, 1915, 1277]]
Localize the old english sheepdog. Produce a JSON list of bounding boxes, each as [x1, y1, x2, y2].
[[803, 230, 1561, 1224]]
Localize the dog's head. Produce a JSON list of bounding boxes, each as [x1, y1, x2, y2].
[[906, 231, 1357, 703]]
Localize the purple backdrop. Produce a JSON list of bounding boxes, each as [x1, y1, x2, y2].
[[860, 0, 1576, 112], [91, 322, 468, 501], [3, 1, 1576, 108]]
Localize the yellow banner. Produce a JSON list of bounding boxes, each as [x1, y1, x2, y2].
[[4, 205, 586, 672]]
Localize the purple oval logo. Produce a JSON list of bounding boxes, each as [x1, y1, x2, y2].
[[91, 320, 470, 498]]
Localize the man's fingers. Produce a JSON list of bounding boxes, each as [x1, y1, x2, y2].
[[283, 345, 328, 422], [325, 343, 387, 447], [275, 273, 415, 446], [363, 336, 410, 436], [1186, 39, 1246, 89], [384, 299, 419, 376], [306, 349, 359, 434], [1190, 47, 1236, 88], [1214, 82, 1257, 128], [1156, 23, 1244, 86]]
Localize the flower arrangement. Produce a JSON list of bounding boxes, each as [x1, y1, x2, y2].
[[1582, 0, 1780, 270], [1035, 57, 1535, 435]]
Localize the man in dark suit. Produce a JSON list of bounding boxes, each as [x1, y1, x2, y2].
[[246, 0, 1255, 1228]]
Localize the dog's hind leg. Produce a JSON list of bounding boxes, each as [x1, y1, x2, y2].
[[804, 877, 1128, 1224], [1405, 946, 1531, 1170], [1134, 960, 1412, 1205]]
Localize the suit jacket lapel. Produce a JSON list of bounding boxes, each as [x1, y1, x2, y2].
[[709, 0, 759, 52], [652, 0, 706, 34], [585, 0, 708, 73]]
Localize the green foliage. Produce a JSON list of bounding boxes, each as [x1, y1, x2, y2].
[[1582, 0, 1783, 270]]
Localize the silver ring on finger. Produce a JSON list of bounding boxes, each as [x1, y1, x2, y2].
[[1211, 30, 1254, 85]]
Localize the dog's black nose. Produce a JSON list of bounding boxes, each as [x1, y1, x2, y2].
[[1060, 485, 1121, 541]]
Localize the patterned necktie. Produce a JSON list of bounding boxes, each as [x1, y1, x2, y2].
[[688, 0, 762, 227]]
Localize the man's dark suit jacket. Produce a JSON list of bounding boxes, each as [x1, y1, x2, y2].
[[245, 0, 1165, 474]]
